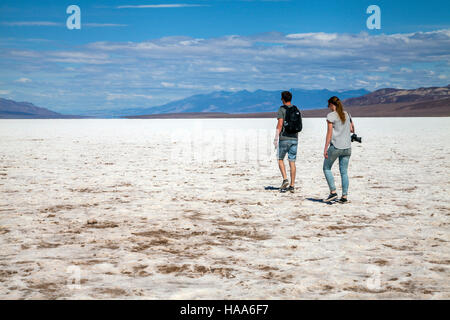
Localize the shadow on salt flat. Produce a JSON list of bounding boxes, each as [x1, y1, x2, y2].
[[306, 198, 336, 205], [264, 186, 280, 190]]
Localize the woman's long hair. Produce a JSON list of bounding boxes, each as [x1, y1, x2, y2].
[[328, 96, 346, 123]]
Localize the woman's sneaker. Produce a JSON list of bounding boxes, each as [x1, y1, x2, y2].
[[280, 179, 289, 190], [338, 197, 348, 204], [324, 193, 338, 202], [287, 186, 295, 193]]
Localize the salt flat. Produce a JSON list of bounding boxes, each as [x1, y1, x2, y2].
[[0, 118, 449, 299]]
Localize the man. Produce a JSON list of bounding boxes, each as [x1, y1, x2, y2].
[[274, 91, 301, 193]]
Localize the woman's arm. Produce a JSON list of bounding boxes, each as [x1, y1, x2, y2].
[[324, 121, 333, 159]]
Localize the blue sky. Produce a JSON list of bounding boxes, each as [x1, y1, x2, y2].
[[0, 0, 449, 114]]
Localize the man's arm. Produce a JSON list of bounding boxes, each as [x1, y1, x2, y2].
[[274, 118, 283, 147]]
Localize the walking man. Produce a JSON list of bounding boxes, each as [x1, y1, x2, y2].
[[274, 91, 302, 193]]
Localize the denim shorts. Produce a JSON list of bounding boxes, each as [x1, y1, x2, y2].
[[278, 139, 298, 161]]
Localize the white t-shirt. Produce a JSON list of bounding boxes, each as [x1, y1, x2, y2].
[[327, 111, 351, 149]]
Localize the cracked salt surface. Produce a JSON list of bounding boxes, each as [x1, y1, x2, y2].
[[0, 118, 449, 299]]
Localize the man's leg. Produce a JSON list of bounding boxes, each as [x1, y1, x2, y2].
[[287, 140, 298, 187], [278, 160, 287, 180], [289, 161, 296, 187], [277, 140, 288, 182]]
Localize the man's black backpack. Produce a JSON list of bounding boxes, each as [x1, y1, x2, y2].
[[282, 105, 303, 135]]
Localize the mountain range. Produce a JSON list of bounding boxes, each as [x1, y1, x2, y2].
[[298, 85, 450, 118], [115, 88, 370, 117], [0, 98, 89, 119], [1, 85, 449, 119], [126, 85, 450, 119], [344, 85, 450, 106], [125, 85, 450, 119]]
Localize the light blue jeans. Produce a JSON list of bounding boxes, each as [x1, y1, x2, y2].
[[323, 145, 351, 196]]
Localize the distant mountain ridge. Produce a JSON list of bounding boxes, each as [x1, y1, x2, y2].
[[344, 85, 450, 106], [2, 84, 449, 119], [0, 98, 89, 119], [125, 84, 450, 118], [124, 88, 370, 116]]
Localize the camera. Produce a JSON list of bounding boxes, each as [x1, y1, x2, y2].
[[351, 133, 362, 143]]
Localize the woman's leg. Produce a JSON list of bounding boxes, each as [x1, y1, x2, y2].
[[323, 146, 339, 193], [338, 150, 351, 196]]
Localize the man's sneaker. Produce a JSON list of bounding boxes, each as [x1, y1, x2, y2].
[[280, 179, 289, 190], [324, 193, 338, 202], [287, 186, 295, 193], [338, 197, 348, 204]]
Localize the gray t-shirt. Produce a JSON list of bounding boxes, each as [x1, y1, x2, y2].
[[277, 105, 298, 141], [327, 111, 351, 149]]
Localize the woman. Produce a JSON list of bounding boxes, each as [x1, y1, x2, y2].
[[323, 96, 354, 203]]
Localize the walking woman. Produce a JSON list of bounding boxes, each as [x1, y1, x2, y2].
[[323, 96, 354, 203]]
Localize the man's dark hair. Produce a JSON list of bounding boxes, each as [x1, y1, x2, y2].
[[281, 91, 292, 103]]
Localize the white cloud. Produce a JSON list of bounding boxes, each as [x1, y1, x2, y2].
[[84, 23, 128, 27], [9, 50, 40, 58], [161, 82, 175, 88], [0, 90, 11, 95], [286, 32, 338, 42], [2, 21, 127, 28], [117, 4, 206, 9], [2, 29, 449, 112], [47, 51, 111, 64], [208, 67, 235, 72], [1, 21, 61, 27], [15, 78, 32, 83], [177, 83, 204, 89], [107, 93, 153, 101]]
